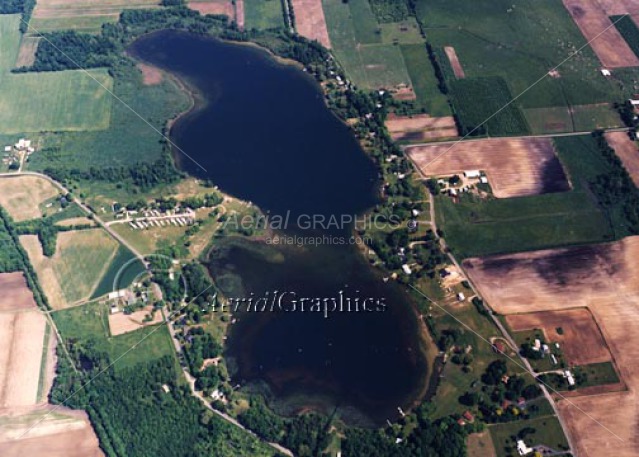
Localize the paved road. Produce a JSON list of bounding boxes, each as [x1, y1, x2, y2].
[[166, 312, 294, 456], [402, 126, 631, 150], [422, 195, 578, 456], [0, 172, 293, 454]]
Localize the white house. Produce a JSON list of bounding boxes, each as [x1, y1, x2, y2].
[[457, 292, 465, 301], [601, 68, 611, 77], [516, 439, 533, 456], [402, 264, 412, 275]]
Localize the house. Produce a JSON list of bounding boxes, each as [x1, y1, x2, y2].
[[402, 264, 412, 275], [161, 384, 170, 393], [464, 170, 481, 179], [457, 292, 465, 301], [532, 339, 541, 351], [517, 439, 533, 456], [107, 289, 126, 300], [601, 68, 611, 77], [110, 305, 120, 314], [463, 411, 475, 422], [542, 344, 550, 354], [3, 146, 11, 152], [564, 370, 576, 386], [480, 176, 488, 184], [629, 99, 639, 107]]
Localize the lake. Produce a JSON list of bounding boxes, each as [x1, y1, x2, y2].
[[129, 31, 431, 426]]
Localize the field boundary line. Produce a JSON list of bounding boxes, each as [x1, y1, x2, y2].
[[408, 283, 625, 444], [18, 15, 208, 173], [415, 13, 635, 170]]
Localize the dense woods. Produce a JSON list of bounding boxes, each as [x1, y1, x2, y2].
[[0, 207, 50, 308], [591, 131, 639, 235]]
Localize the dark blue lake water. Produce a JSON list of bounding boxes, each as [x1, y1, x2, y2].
[[129, 31, 430, 426]]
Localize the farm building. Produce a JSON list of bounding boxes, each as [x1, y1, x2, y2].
[[464, 170, 481, 178]]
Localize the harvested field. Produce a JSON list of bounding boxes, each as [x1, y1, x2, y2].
[[0, 176, 59, 222], [21, 230, 119, 309], [0, 407, 103, 457], [0, 311, 46, 409], [0, 272, 37, 312], [406, 137, 570, 197], [386, 113, 458, 142], [463, 237, 639, 315], [464, 236, 639, 456], [108, 306, 164, 336], [563, 0, 639, 68], [15, 37, 40, 68], [506, 308, 612, 366], [291, 0, 331, 48], [188, 0, 234, 18], [605, 131, 639, 187], [137, 63, 163, 86], [20, 235, 65, 310], [443, 46, 465, 78]]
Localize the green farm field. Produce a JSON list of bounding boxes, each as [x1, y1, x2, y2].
[[322, 0, 413, 91], [29, 0, 160, 33], [400, 43, 451, 116], [29, 62, 189, 170], [0, 15, 112, 134], [436, 135, 619, 258], [415, 0, 618, 108], [243, 0, 283, 30]]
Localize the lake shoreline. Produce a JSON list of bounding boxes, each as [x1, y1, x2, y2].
[[128, 30, 435, 426]]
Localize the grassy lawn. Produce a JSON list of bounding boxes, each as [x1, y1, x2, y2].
[[52, 300, 176, 370], [575, 361, 620, 389], [415, 0, 618, 110], [489, 416, 570, 457], [243, 0, 283, 30], [436, 135, 617, 258], [400, 43, 451, 116], [0, 15, 112, 134]]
